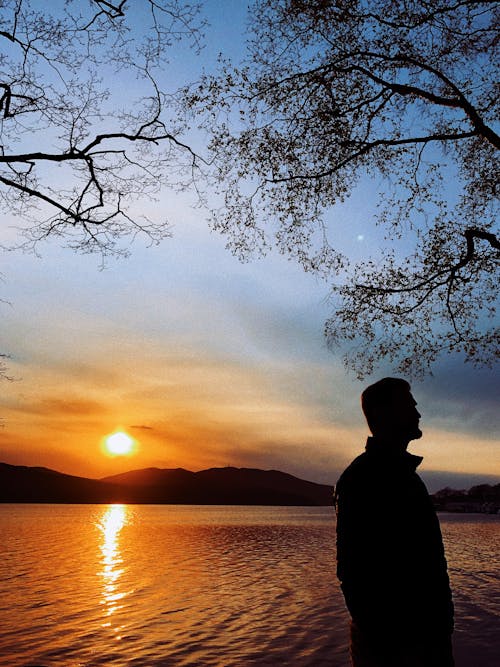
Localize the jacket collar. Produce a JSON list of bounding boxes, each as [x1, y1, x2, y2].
[[365, 436, 423, 470]]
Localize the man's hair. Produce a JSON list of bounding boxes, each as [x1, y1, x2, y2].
[[361, 377, 411, 433]]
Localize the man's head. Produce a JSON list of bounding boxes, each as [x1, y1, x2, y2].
[[361, 377, 422, 444]]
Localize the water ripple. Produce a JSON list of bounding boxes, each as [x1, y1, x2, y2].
[[0, 505, 498, 666]]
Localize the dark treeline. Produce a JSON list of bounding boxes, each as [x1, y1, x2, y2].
[[433, 484, 500, 514]]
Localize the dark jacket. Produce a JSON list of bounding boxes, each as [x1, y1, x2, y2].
[[335, 437, 454, 643]]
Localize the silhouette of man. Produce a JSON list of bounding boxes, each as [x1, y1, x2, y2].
[[335, 378, 454, 667]]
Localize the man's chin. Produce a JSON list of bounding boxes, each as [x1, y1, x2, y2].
[[411, 427, 423, 440]]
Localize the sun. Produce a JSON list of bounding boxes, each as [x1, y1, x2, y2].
[[104, 431, 136, 456]]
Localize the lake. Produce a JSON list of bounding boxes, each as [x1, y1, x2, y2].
[[0, 505, 498, 666]]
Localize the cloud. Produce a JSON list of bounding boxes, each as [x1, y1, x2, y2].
[[0, 214, 497, 486], [417, 359, 499, 438], [20, 397, 109, 417]]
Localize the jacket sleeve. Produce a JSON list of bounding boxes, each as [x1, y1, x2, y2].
[[335, 471, 387, 633]]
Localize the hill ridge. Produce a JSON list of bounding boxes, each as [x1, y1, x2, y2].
[[0, 461, 334, 506]]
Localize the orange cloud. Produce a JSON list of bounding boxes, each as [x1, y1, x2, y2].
[[1, 316, 497, 485]]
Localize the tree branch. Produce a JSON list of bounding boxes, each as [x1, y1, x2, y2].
[[251, 49, 500, 149], [266, 131, 478, 184], [0, 173, 84, 223], [357, 229, 500, 296]]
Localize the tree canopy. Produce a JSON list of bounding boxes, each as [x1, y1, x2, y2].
[[184, 0, 499, 376], [0, 0, 204, 258]]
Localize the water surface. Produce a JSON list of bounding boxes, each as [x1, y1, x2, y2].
[[0, 505, 498, 666]]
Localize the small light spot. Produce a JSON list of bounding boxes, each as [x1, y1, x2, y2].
[[357, 234, 364, 241]]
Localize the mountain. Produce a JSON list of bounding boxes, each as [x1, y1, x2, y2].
[[0, 462, 127, 503], [0, 462, 334, 506], [102, 466, 334, 505]]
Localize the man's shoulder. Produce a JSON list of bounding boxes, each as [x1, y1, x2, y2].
[[336, 452, 371, 488]]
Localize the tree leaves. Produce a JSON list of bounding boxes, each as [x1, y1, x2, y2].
[[183, 0, 499, 376]]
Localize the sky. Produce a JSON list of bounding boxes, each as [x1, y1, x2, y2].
[[0, 1, 498, 493]]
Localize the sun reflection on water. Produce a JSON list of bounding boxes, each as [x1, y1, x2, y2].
[[96, 504, 130, 630]]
